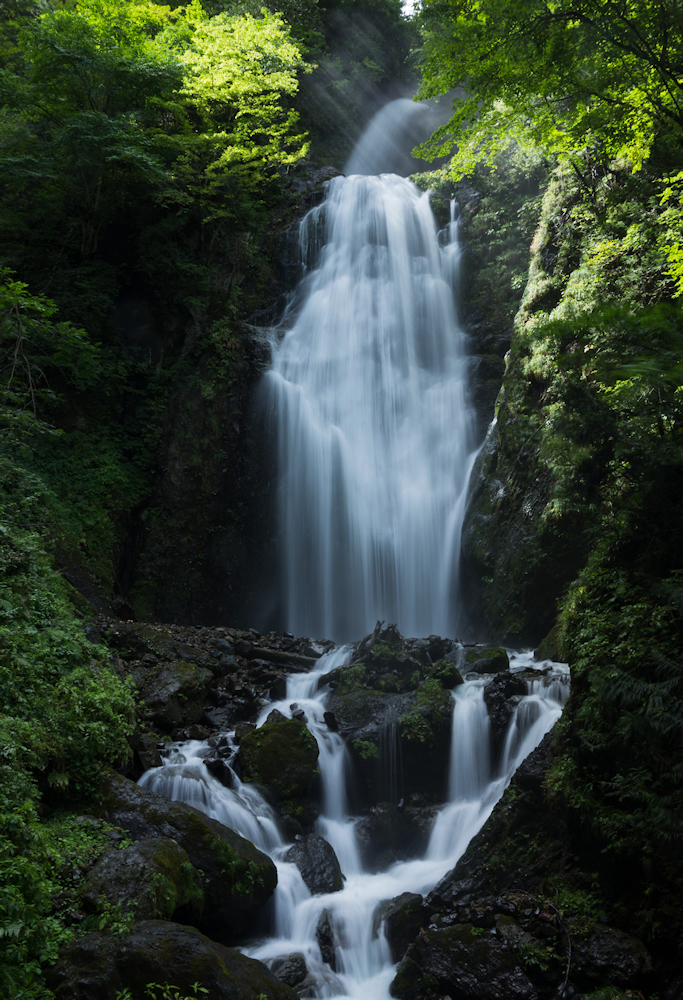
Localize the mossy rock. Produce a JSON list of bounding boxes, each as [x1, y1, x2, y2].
[[462, 646, 510, 674], [100, 772, 276, 941], [46, 919, 298, 1000], [429, 658, 464, 688], [377, 891, 426, 964], [81, 837, 203, 922], [397, 681, 452, 800], [139, 660, 213, 730], [390, 923, 536, 1000], [534, 624, 560, 662], [239, 718, 319, 800]]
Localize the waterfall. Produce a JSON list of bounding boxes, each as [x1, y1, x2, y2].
[[135, 103, 573, 1000], [261, 112, 477, 641]]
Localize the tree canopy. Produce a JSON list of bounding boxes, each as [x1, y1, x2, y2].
[[416, 0, 683, 174]]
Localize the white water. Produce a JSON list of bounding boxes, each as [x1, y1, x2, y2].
[[262, 131, 477, 641], [141, 647, 569, 999]]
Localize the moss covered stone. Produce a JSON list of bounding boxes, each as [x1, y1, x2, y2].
[[138, 660, 213, 730], [99, 772, 276, 941], [429, 658, 464, 687], [390, 923, 537, 1000], [46, 919, 298, 1000], [462, 647, 510, 674], [81, 837, 203, 922], [239, 717, 319, 800]]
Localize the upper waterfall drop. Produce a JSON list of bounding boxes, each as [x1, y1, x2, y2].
[[261, 102, 479, 641]]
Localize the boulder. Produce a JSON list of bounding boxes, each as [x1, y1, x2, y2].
[[100, 772, 276, 941], [328, 683, 451, 805], [45, 919, 297, 1000], [573, 924, 652, 987], [356, 803, 434, 871], [80, 837, 203, 922], [316, 909, 337, 971], [428, 658, 464, 688], [130, 731, 163, 779], [270, 953, 309, 988], [205, 757, 234, 788], [462, 646, 510, 674], [396, 680, 453, 800], [482, 670, 529, 764], [239, 718, 319, 800], [138, 660, 213, 730], [377, 892, 426, 964], [283, 834, 343, 894], [390, 923, 539, 1000]]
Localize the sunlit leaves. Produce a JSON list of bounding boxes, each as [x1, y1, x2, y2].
[[416, 0, 683, 176]]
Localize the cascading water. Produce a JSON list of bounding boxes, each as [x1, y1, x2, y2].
[[137, 103, 572, 1000], [261, 119, 478, 641], [142, 648, 570, 1000]]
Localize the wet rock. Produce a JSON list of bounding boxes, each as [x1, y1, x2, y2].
[[396, 681, 453, 801], [316, 909, 337, 970], [534, 624, 560, 662], [46, 920, 297, 1000], [573, 924, 652, 987], [356, 803, 433, 871], [323, 711, 338, 731], [103, 623, 215, 671], [203, 704, 242, 729], [239, 718, 319, 801], [426, 732, 562, 911], [283, 833, 343, 894], [131, 731, 163, 776], [205, 756, 234, 788], [483, 670, 528, 762], [100, 772, 276, 941], [172, 723, 211, 742], [329, 682, 451, 805], [271, 952, 308, 988], [270, 676, 288, 700], [462, 645, 510, 674], [234, 721, 256, 741], [390, 923, 539, 1000], [378, 892, 426, 964], [139, 661, 213, 730], [428, 658, 464, 688], [209, 636, 234, 655], [265, 708, 289, 725], [80, 838, 202, 922]]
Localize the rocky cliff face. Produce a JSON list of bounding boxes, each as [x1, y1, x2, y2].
[[120, 164, 342, 627]]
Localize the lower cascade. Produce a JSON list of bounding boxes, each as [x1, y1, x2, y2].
[[141, 645, 569, 999]]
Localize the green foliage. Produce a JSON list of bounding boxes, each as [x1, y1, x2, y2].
[[203, 835, 264, 895], [417, 0, 683, 175], [115, 984, 209, 1000], [415, 677, 450, 709], [0, 269, 99, 424], [0, 0, 309, 331], [0, 445, 135, 995], [399, 682, 450, 744], [548, 564, 683, 852], [353, 739, 380, 760], [337, 663, 367, 694]]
